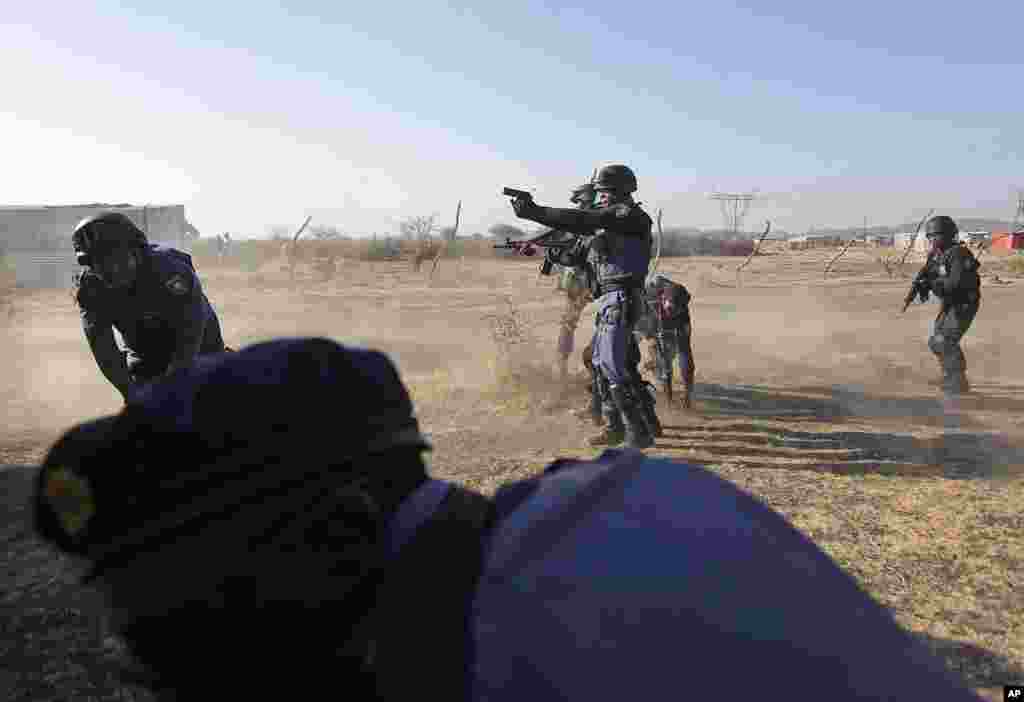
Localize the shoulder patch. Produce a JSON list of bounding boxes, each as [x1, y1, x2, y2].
[[165, 273, 193, 296], [43, 465, 96, 538], [613, 203, 631, 218]]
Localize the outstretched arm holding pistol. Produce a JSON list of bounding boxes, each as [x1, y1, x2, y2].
[[504, 187, 640, 235]]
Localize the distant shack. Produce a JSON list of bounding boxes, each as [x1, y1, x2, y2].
[[787, 234, 843, 250], [0, 204, 197, 289]]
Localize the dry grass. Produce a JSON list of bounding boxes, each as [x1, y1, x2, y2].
[[191, 237, 501, 272], [708, 462, 1023, 699]]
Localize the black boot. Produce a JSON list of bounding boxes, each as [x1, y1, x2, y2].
[[609, 384, 654, 449], [637, 382, 663, 437], [587, 403, 624, 446], [589, 381, 604, 426]]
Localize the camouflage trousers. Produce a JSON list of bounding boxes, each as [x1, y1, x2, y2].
[[927, 302, 978, 392], [557, 289, 591, 357]]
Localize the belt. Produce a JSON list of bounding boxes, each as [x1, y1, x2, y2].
[[600, 282, 643, 295]]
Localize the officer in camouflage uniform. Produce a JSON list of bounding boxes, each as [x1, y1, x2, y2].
[[555, 183, 598, 382], [920, 215, 981, 395], [639, 273, 696, 409], [511, 164, 656, 449], [72, 212, 228, 402]]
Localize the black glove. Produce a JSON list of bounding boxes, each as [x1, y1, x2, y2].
[[510, 195, 537, 219]]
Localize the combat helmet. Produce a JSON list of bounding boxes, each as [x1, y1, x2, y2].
[[570, 182, 596, 207], [924, 215, 959, 247], [592, 164, 638, 194], [72, 211, 148, 267]]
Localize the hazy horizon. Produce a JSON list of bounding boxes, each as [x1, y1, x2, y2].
[[2, 2, 1021, 240]]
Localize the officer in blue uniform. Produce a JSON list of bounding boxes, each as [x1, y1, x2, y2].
[[510, 164, 655, 449], [71, 211, 227, 401], [33, 337, 983, 701]]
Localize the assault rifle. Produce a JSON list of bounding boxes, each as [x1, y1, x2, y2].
[[901, 253, 938, 313], [649, 290, 674, 403], [494, 227, 590, 276], [654, 327, 673, 403]]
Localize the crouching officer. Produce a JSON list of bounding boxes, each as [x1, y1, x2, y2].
[[922, 215, 981, 395], [71, 211, 228, 402], [642, 273, 696, 408], [33, 337, 983, 701], [510, 164, 657, 449]]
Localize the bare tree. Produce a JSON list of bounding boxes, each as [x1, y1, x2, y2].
[[400, 215, 439, 241], [309, 225, 345, 240], [268, 225, 291, 241]]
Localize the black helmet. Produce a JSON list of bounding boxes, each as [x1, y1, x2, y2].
[[592, 164, 637, 194], [72, 212, 148, 266], [925, 215, 958, 241], [570, 182, 596, 206]]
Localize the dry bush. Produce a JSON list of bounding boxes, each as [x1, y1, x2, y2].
[[480, 295, 590, 413], [1007, 254, 1024, 276], [0, 257, 16, 324]]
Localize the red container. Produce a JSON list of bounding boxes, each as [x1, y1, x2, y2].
[[991, 231, 1024, 250]]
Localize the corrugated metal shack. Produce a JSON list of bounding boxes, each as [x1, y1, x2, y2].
[[787, 234, 843, 250], [0, 204, 193, 288], [893, 231, 935, 254]]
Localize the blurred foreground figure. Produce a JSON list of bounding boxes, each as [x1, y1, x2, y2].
[[72, 212, 228, 402], [34, 338, 981, 700]]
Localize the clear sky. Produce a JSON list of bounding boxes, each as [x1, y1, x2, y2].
[[1, 1, 1021, 238]]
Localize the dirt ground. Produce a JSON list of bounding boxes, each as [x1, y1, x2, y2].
[[2, 244, 1022, 700]]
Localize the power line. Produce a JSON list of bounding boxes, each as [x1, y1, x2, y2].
[[1013, 189, 1024, 233], [709, 191, 757, 236]]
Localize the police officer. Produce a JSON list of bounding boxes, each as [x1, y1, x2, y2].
[[32, 337, 984, 701], [921, 215, 981, 395], [71, 211, 228, 402], [549, 182, 662, 440], [510, 164, 655, 449], [641, 273, 696, 409]]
